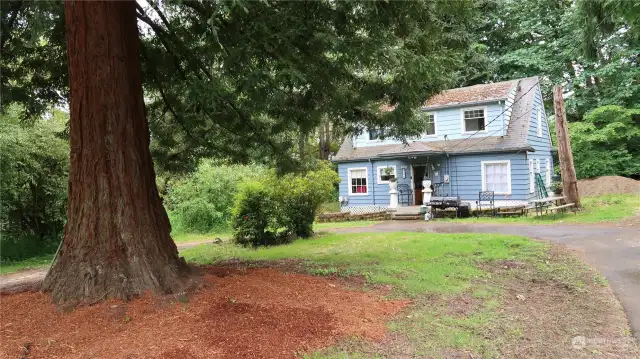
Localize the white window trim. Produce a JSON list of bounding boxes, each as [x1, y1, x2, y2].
[[421, 112, 438, 138], [376, 165, 397, 184], [545, 159, 551, 187], [529, 159, 534, 194], [461, 106, 489, 134], [537, 107, 543, 137], [535, 159, 541, 173], [481, 160, 512, 195], [347, 167, 369, 196]]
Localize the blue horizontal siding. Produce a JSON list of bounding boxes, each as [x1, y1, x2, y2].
[[353, 101, 506, 147], [526, 85, 554, 201], [338, 152, 531, 207]]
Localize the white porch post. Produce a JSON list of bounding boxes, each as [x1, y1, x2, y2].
[[389, 188, 398, 209]]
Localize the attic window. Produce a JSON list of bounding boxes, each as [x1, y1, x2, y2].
[[463, 108, 486, 133], [368, 128, 385, 140]]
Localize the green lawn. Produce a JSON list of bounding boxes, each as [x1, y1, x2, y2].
[[313, 220, 380, 230], [181, 231, 625, 357], [0, 254, 53, 275], [443, 194, 640, 224], [171, 230, 232, 243]]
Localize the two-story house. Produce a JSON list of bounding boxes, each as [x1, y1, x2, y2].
[[332, 77, 554, 213]]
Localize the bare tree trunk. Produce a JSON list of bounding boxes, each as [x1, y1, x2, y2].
[[319, 119, 331, 160], [553, 85, 582, 208], [42, 0, 189, 304]]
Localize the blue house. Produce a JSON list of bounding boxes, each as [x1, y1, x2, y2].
[[332, 77, 554, 213]]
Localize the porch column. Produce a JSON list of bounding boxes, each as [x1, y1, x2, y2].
[[389, 188, 398, 209]]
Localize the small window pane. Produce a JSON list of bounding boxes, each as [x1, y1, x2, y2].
[[378, 167, 396, 182], [463, 109, 485, 132], [368, 128, 385, 140], [425, 114, 435, 135]]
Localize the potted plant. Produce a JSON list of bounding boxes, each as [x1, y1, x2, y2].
[[384, 166, 397, 190], [552, 181, 563, 195]]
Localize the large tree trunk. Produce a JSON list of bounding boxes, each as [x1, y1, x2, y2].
[[42, 1, 189, 304]]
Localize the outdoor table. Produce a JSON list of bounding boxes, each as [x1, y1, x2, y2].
[[529, 196, 565, 216]]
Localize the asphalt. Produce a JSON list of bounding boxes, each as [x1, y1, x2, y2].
[[1, 221, 638, 339], [329, 221, 640, 340]]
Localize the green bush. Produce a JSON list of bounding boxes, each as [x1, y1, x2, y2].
[[230, 181, 280, 247], [271, 161, 340, 238], [231, 161, 340, 246], [165, 162, 266, 233], [0, 106, 69, 261]]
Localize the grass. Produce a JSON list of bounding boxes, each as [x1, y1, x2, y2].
[[171, 230, 232, 244], [181, 231, 636, 358], [0, 254, 53, 275], [313, 220, 380, 230], [442, 194, 640, 224], [182, 232, 543, 297]]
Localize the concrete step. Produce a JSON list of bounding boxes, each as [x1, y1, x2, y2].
[[391, 214, 423, 220]]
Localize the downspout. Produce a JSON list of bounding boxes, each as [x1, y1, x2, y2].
[[369, 159, 375, 205]]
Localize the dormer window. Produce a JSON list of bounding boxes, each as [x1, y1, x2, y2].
[[368, 128, 385, 140], [462, 108, 486, 133], [424, 113, 436, 136]]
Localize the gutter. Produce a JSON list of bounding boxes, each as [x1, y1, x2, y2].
[[422, 97, 508, 111]]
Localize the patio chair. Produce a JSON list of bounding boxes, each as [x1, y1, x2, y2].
[[397, 184, 413, 206], [476, 191, 495, 217]]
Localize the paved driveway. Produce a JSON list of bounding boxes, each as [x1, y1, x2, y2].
[[329, 221, 640, 340]]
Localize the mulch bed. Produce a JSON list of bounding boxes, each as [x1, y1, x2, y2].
[[0, 266, 409, 359]]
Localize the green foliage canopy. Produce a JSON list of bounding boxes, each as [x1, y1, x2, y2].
[[570, 106, 640, 179]]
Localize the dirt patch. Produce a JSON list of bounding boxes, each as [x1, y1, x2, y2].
[[577, 175, 640, 197], [0, 267, 409, 359]]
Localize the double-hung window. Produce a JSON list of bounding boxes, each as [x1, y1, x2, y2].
[[368, 128, 385, 141], [423, 113, 436, 136], [348, 168, 368, 195], [482, 160, 511, 195], [463, 108, 486, 133]]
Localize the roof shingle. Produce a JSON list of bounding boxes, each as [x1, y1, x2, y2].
[[333, 77, 539, 162]]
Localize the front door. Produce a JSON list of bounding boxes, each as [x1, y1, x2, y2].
[[412, 165, 426, 205]]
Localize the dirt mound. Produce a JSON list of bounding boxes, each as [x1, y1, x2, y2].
[[577, 176, 640, 197], [0, 267, 409, 359]]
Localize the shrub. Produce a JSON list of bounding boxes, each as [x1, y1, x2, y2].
[[165, 162, 266, 233], [230, 181, 276, 246], [270, 161, 340, 238], [231, 161, 340, 245], [0, 106, 69, 261]]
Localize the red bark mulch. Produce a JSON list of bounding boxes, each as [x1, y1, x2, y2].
[[0, 266, 410, 359]]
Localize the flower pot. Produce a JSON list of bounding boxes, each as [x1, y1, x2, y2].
[[389, 181, 398, 191]]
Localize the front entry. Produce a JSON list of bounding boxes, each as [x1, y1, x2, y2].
[[412, 165, 426, 205]]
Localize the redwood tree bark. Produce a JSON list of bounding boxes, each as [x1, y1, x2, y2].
[[42, 1, 189, 304]]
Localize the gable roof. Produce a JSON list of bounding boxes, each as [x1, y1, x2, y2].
[[333, 77, 539, 162], [424, 79, 518, 108]]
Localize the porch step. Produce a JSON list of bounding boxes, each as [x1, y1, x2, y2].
[[391, 213, 423, 220]]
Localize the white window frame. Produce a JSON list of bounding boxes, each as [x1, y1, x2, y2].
[[545, 159, 551, 187], [481, 160, 512, 195], [529, 159, 534, 194], [536, 159, 541, 173], [376, 165, 397, 184], [461, 106, 488, 134], [347, 167, 369, 196], [422, 112, 437, 138], [537, 107, 543, 137]]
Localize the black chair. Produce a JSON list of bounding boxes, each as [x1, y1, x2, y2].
[[476, 191, 495, 217], [397, 184, 413, 205], [433, 182, 446, 197]]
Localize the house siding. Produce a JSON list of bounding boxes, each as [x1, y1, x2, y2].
[[338, 159, 412, 210], [353, 101, 506, 147], [449, 152, 530, 201], [525, 85, 554, 200], [338, 152, 531, 211]]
